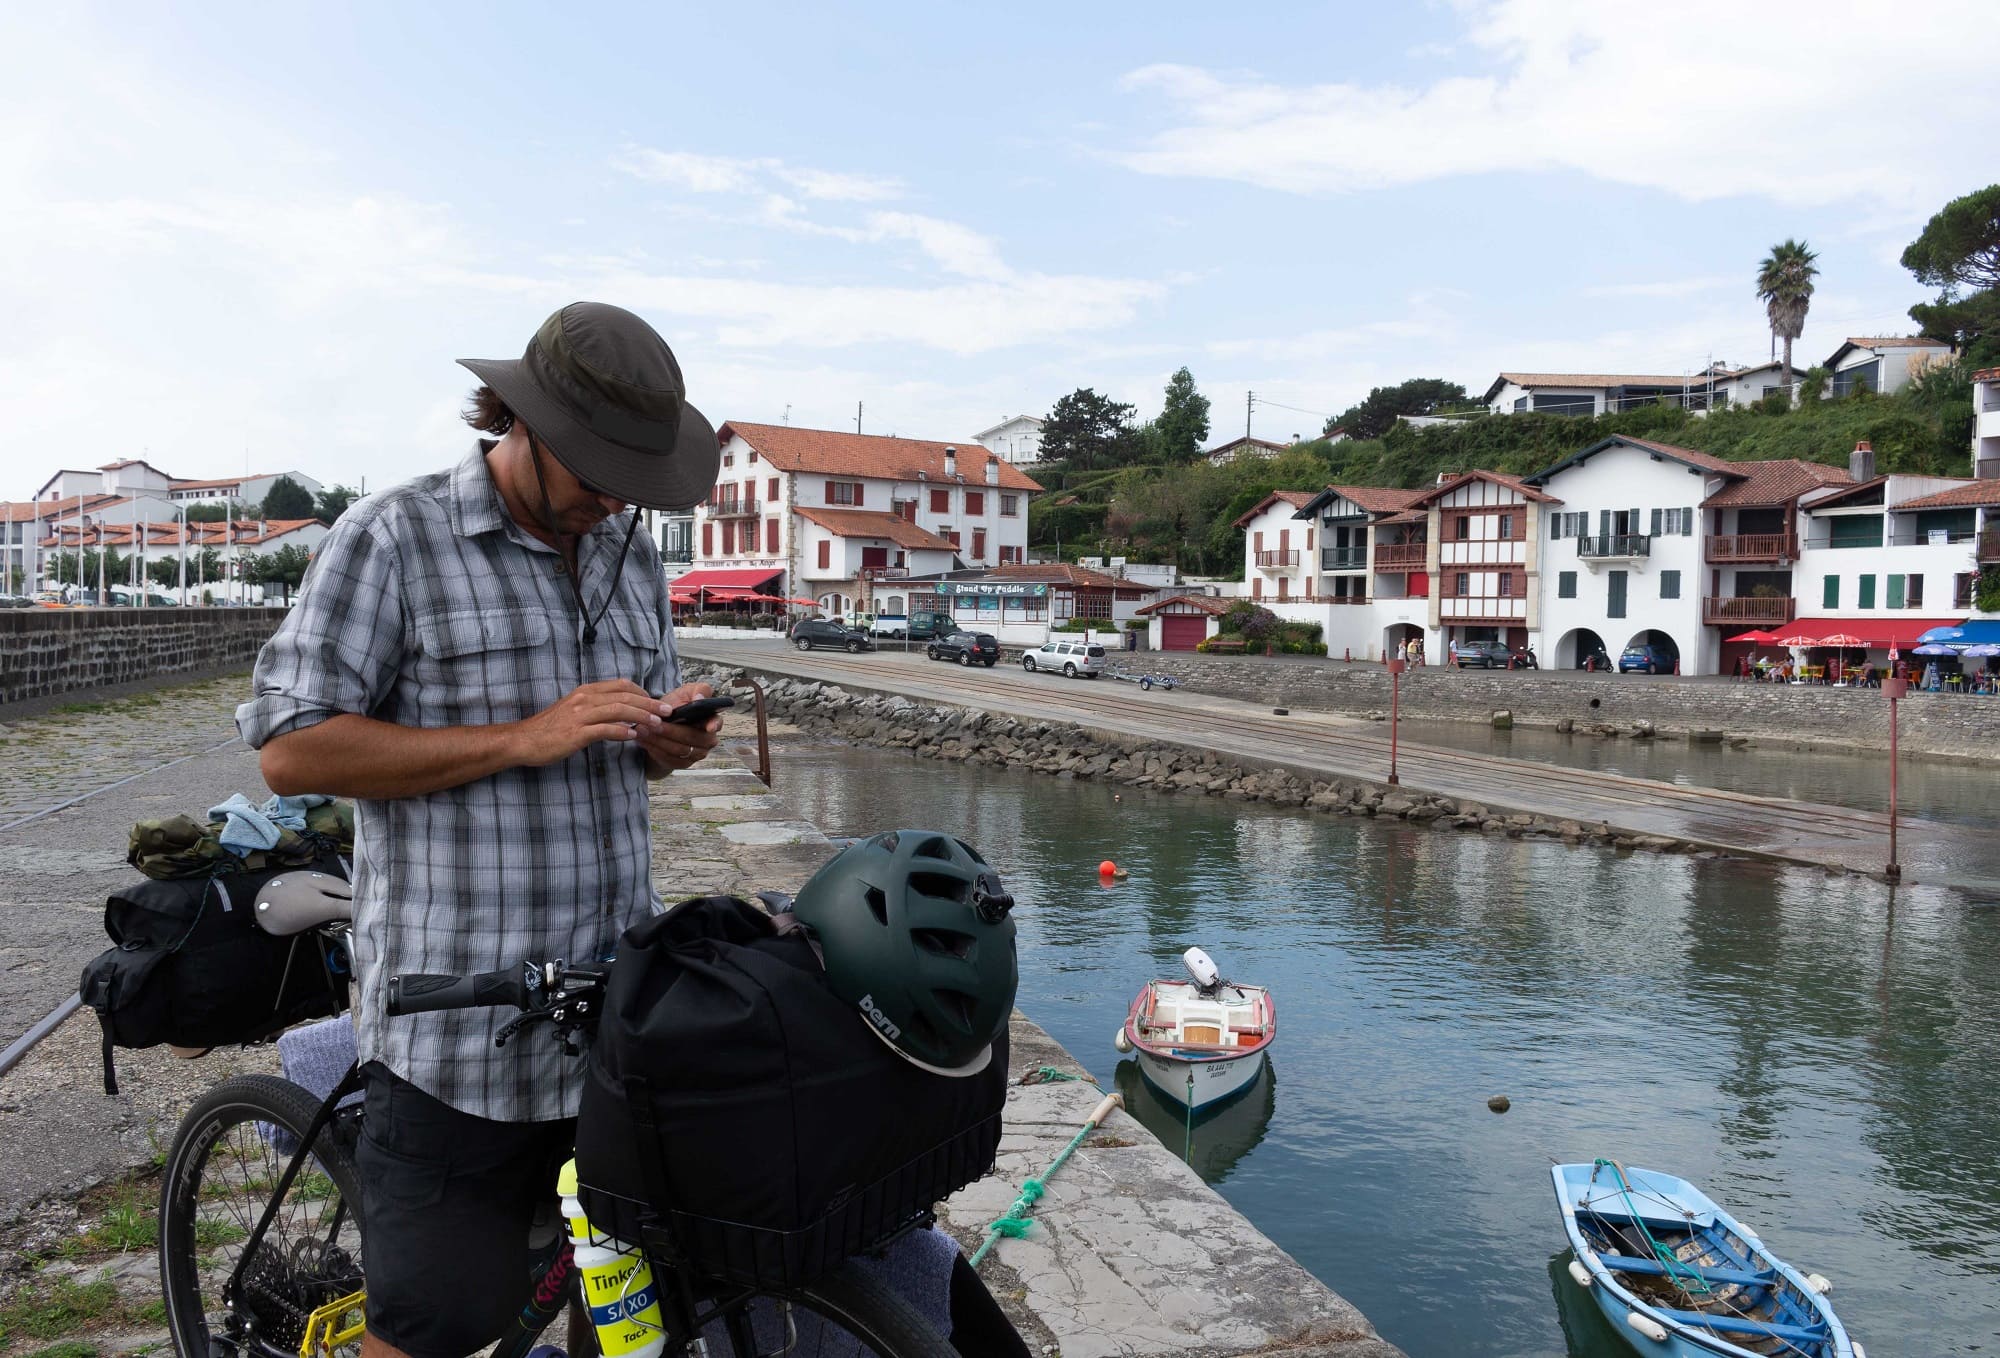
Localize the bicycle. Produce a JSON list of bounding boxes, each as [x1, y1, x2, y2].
[[156, 933, 960, 1358]]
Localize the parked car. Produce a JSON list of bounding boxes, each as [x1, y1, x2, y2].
[[790, 619, 874, 653], [0, 594, 34, 609], [1021, 638, 1105, 677], [1618, 643, 1676, 674], [928, 631, 999, 667], [1449, 639, 1514, 669]]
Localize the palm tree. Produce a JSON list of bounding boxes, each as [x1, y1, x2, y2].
[[1755, 239, 1819, 396]]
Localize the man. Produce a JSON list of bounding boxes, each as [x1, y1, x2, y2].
[[237, 302, 724, 1358]]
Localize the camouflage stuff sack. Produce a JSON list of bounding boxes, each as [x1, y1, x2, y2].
[[128, 801, 354, 880]]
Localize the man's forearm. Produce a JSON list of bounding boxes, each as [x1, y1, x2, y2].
[[260, 714, 528, 799]]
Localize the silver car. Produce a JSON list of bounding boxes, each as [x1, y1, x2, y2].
[[1021, 638, 1105, 678]]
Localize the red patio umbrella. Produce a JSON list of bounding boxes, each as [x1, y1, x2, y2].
[[1730, 629, 1777, 644], [1816, 632, 1868, 682]]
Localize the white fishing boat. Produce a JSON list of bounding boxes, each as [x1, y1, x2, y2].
[[1114, 948, 1274, 1111]]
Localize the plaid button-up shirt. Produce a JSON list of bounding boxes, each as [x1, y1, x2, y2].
[[237, 445, 677, 1122]]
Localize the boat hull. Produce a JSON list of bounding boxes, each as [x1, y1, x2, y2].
[[1133, 1043, 1267, 1112], [1122, 975, 1276, 1113]]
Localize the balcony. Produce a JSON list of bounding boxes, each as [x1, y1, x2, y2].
[[1372, 541, 1428, 571], [1702, 596, 1796, 627], [1576, 533, 1651, 560], [1321, 594, 1370, 605], [1706, 533, 1798, 563], [1256, 549, 1300, 569], [709, 498, 761, 518], [660, 546, 693, 566], [860, 565, 908, 581], [1320, 547, 1368, 572]]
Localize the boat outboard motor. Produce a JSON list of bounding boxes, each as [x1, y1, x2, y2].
[[1182, 946, 1223, 998]]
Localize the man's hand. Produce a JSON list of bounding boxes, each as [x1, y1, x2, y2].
[[510, 679, 668, 767], [635, 680, 724, 777]]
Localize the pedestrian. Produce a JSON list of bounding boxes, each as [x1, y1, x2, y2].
[[1923, 660, 1941, 692], [234, 303, 728, 1357]]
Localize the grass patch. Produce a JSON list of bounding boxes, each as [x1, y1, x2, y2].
[[131, 1299, 167, 1326], [192, 1219, 246, 1249], [19, 1342, 100, 1358], [0, 1278, 121, 1344], [52, 702, 107, 715]]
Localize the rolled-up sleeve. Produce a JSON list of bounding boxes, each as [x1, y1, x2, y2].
[[236, 518, 404, 747]]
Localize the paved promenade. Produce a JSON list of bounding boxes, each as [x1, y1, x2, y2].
[[0, 676, 1399, 1358], [686, 642, 1994, 888]]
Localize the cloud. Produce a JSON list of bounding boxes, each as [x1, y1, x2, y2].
[[1582, 277, 1735, 300], [1112, 1, 2000, 210], [615, 148, 902, 201]]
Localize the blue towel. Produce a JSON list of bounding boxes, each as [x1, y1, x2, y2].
[[264, 792, 333, 832], [263, 1014, 362, 1155], [208, 793, 282, 854]]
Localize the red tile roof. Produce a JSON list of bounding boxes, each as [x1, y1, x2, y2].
[[793, 508, 957, 552], [1406, 469, 1557, 507], [168, 474, 279, 491], [1327, 484, 1426, 513], [1206, 436, 1289, 458], [1610, 436, 1742, 476], [1840, 336, 1949, 349], [1492, 371, 1705, 389], [1135, 593, 1231, 616], [721, 423, 1042, 492], [984, 562, 1125, 589], [1231, 489, 1319, 529], [1893, 480, 2000, 510], [1701, 460, 1853, 508]]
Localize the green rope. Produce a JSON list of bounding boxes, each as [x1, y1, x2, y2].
[[1029, 1066, 1087, 1084], [1592, 1158, 1711, 1296], [1184, 1072, 1195, 1163], [969, 1100, 1102, 1269]]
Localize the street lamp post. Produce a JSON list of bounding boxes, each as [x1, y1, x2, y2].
[[1386, 656, 1406, 785], [1883, 676, 1906, 882]]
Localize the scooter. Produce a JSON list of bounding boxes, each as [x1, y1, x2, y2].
[[1512, 646, 1539, 670]]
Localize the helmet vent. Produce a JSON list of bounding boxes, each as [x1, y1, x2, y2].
[[863, 885, 889, 926], [908, 871, 968, 904], [933, 988, 978, 1034], [911, 835, 955, 861], [913, 928, 974, 960]]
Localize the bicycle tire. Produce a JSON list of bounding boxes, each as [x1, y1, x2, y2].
[[159, 1074, 368, 1358], [700, 1257, 956, 1358]]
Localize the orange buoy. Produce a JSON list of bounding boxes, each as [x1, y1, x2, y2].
[[1098, 860, 1118, 876]]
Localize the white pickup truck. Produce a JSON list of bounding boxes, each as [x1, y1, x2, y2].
[[868, 610, 954, 640]]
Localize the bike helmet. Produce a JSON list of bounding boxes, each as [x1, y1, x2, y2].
[[790, 830, 1017, 1077]]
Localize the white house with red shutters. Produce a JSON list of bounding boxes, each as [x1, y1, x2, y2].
[[1405, 469, 1557, 657], [681, 422, 1042, 618]]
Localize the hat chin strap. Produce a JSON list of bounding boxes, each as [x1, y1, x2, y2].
[[528, 434, 639, 647]]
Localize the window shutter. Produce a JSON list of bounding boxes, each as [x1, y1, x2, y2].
[[701, 523, 712, 556], [853, 483, 864, 507], [766, 519, 778, 554], [1683, 506, 1694, 536], [1598, 509, 1610, 538], [824, 480, 835, 501], [817, 539, 830, 570], [1650, 508, 1662, 537]]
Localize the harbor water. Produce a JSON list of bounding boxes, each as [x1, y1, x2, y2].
[[777, 739, 2000, 1357]]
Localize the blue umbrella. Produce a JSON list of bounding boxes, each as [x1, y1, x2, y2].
[[1960, 643, 2000, 658], [1918, 625, 1968, 645], [1911, 643, 1959, 656]]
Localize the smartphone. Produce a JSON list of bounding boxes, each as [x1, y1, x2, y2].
[[664, 694, 736, 725]]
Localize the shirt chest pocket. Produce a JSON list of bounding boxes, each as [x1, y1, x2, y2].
[[601, 607, 662, 687], [412, 609, 555, 726]]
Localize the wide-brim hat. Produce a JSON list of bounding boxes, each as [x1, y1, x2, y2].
[[459, 302, 719, 511]]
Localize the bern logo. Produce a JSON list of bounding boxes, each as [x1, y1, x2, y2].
[[858, 993, 901, 1041]]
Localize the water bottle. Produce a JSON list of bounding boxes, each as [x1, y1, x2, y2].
[[557, 1159, 667, 1358]]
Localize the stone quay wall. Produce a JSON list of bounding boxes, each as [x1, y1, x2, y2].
[[1101, 653, 2000, 760], [0, 608, 287, 707], [688, 664, 1735, 861]]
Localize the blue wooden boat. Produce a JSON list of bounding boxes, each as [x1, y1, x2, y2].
[[1551, 1161, 1861, 1358]]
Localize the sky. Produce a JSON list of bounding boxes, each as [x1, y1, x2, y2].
[[3, 0, 1998, 499]]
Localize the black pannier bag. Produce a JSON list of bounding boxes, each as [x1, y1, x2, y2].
[[574, 895, 1008, 1289], [78, 852, 352, 1094]]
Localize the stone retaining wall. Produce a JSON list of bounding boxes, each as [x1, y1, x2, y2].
[[690, 665, 1745, 862], [1100, 653, 2000, 760], [0, 608, 287, 707]]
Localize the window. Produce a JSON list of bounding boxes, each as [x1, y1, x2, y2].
[[929, 487, 950, 514], [1857, 575, 1876, 609], [1823, 575, 1839, 608], [1660, 569, 1680, 600], [944, 530, 960, 548], [1907, 575, 1924, 608], [1454, 516, 1471, 541], [1076, 593, 1112, 619], [701, 522, 712, 556], [767, 477, 779, 501], [1513, 396, 1528, 413], [747, 449, 757, 463], [894, 499, 917, 523], [1498, 514, 1513, 540], [825, 480, 862, 506], [1887, 574, 1905, 609], [816, 539, 830, 570], [1000, 494, 1019, 516], [966, 491, 984, 516], [1957, 572, 1977, 609], [722, 453, 733, 467], [1558, 570, 1577, 599], [1454, 571, 1469, 596], [971, 528, 986, 559], [1496, 572, 1513, 597], [766, 519, 779, 554]]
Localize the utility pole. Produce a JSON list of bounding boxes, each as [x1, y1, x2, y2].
[[856, 401, 863, 435], [1245, 390, 1254, 439]]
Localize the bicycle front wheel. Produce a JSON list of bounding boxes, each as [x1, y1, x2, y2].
[[700, 1258, 955, 1358], [159, 1074, 368, 1358]]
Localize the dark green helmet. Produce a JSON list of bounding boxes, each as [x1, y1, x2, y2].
[[792, 830, 1018, 1076]]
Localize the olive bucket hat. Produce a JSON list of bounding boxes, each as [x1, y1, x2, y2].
[[458, 302, 720, 510]]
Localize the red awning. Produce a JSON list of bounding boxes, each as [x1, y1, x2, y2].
[[669, 568, 783, 590], [1773, 616, 1961, 647]]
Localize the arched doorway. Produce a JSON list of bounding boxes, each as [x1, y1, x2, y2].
[[817, 592, 848, 619], [1556, 627, 1609, 670], [1622, 628, 1681, 674]]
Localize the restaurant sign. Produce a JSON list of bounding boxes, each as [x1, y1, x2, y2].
[[935, 582, 1049, 599]]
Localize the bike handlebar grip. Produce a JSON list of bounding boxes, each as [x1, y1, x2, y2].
[[386, 968, 523, 1015]]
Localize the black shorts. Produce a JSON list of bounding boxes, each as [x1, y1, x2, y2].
[[355, 1062, 576, 1358]]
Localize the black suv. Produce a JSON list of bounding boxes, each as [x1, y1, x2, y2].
[[1450, 639, 1514, 669], [791, 619, 874, 653], [928, 631, 999, 667]]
